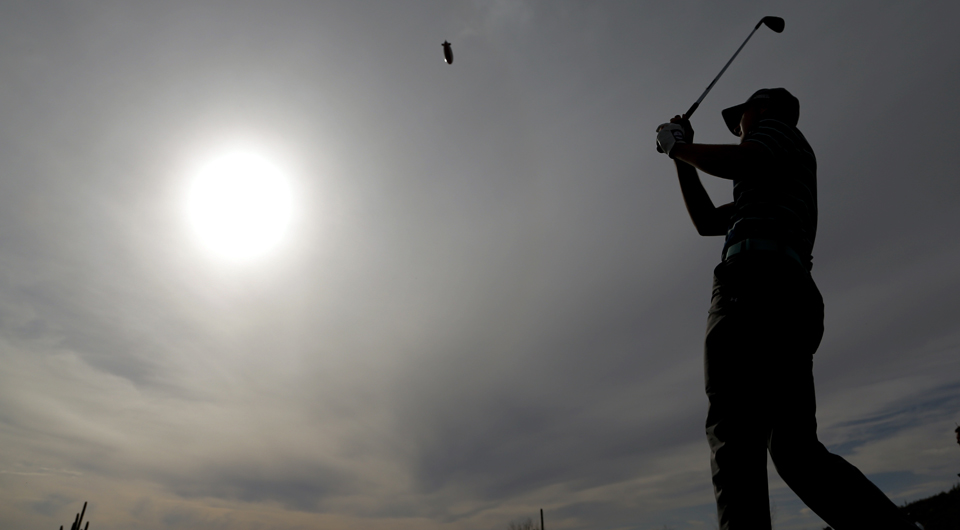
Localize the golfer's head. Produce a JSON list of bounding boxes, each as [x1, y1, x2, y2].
[[722, 88, 800, 138], [736, 103, 765, 139]]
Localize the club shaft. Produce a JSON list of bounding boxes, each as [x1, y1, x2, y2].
[[685, 25, 761, 118]]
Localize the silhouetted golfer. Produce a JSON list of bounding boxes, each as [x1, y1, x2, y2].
[[656, 88, 917, 530]]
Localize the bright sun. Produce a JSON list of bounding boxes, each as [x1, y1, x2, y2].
[[188, 152, 293, 260]]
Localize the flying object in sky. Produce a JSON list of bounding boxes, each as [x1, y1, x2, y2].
[[442, 40, 453, 64]]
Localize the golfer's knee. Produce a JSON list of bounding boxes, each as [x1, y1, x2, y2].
[[769, 440, 830, 480]]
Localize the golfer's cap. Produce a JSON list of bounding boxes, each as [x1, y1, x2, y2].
[[721, 88, 800, 135]]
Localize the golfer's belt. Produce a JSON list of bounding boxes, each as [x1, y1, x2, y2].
[[723, 238, 802, 266]]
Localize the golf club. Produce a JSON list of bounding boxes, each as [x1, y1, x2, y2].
[[657, 16, 783, 153], [684, 16, 784, 119]]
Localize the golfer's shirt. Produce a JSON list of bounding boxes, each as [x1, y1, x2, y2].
[[724, 118, 818, 270]]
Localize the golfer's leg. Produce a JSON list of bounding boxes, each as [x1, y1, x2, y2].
[[706, 396, 771, 530], [768, 353, 917, 530], [705, 311, 772, 530]]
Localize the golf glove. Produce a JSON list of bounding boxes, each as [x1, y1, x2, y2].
[[656, 123, 686, 158]]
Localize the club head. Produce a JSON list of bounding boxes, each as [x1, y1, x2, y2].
[[759, 16, 785, 33]]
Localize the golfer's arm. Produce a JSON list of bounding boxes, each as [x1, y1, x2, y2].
[[674, 160, 732, 236], [670, 142, 766, 180]]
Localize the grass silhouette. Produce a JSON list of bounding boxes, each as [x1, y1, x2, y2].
[[899, 483, 960, 530], [60, 501, 89, 530]]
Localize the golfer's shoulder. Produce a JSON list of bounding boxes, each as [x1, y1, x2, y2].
[[745, 119, 815, 163]]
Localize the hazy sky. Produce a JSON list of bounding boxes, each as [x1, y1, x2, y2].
[[1, 1, 959, 529]]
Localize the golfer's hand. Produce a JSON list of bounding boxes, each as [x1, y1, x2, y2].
[[670, 114, 694, 143], [656, 123, 687, 158]]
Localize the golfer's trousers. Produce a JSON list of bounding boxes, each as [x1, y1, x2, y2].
[[704, 253, 916, 530]]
